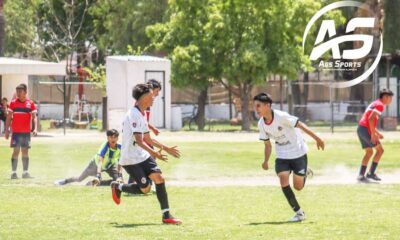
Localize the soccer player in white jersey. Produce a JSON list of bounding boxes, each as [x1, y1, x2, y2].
[[254, 93, 325, 222], [110, 83, 182, 225]]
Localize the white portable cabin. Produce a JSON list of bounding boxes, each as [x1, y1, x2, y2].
[[106, 56, 171, 131], [0, 57, 66, 100]]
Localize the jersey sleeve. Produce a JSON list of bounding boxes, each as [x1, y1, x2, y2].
[[8, 101, 15, 113], [98, 143, 109, 158], [281, 112, 299, 128], [31, 101, 37, 113], [373, 103, 384, 115], [258, 121, 269, 141]]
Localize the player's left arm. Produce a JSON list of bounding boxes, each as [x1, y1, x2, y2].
[[32, 112, 38, 136], [375, 129, 384, 139], [31, 102, 38, 136], [148, 123, 160, 136], [143, 133, 180, 158], [296, 121, 325, 150]]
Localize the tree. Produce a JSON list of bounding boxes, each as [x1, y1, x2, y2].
[[90, 0, 168, 56], [147, 0, 223, 130], [383, 0, 400, 53], [3, 0, 39, 57], [36, 0, 97, 119]]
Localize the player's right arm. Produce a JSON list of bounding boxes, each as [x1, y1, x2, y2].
[[368, 111, 379, 144], [4, 108, 13, 140], [96, 157, 104, 176], [262, 140, 272, 170]]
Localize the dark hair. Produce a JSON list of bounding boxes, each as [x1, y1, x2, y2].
[[253, 93, 273, 105], [379, 88, 394, 99], [132, 84, 151, 100], [147, 79, 162, 90], [106, 129, 119, 137], [16, 83, 27, 92], [2, 97, 7, 101]]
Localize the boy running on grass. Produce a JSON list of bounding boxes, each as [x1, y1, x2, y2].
[[111, 83, 182, 225], [254, 93, 325, 222], [357, 88, 393, 182], [54, 129, 123, 186], [127, 79, 161, 186]]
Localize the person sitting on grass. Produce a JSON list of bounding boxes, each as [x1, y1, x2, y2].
[[54, 129, 123, 186]]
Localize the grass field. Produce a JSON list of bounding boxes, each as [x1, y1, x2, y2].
[[0, 130, 400, 239]]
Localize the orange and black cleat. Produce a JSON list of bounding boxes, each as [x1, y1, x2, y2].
[[111, 181, 121, 205]]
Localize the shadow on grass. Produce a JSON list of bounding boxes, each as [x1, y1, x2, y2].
[[110, 222, 159, 228], [247, 221, 315, 226], [123, 193, 154, 198]]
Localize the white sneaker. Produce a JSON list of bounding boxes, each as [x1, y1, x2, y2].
[[54, 179, 66, 186], [289, 210, 306, 222], [151, 183, 156, 193]]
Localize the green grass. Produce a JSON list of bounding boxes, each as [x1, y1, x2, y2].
[[0, 185, 399, 239], [0, 133, 400, 239]]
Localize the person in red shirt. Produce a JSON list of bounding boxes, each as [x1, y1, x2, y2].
[[357, 88, 393, 182], [5, 83, 38, 180]]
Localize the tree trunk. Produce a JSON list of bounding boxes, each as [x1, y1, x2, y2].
[[292, 74, 309, 121], [196, 88, 208, 131], [240, 81, 252, 131]]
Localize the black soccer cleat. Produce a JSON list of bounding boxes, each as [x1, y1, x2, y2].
[[366, 173, 381, 181], [11, 173, 18, 180], [22, 172, 33, 179], [357, 175, 370, 183]]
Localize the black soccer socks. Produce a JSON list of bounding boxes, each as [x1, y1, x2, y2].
[[156, 183, 170, 215], [11, 158, 18, 172], [369, 162, 378, 175], [359, 165, 367, 176], [282, 185, 301, 212], [22, 157, 29, 172], [121, 183, 143, 194]]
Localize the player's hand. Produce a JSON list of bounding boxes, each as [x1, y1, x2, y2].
[[165, 146, 181, 159], [262, 161, 269, 170], [316, 137, 325, 150], [376, 132, 384, 140], [32, 130, 38, 137], [154, 151, 168, 162], [96, 172, 102, 182], [152, 127, 160, 136], [371, 134, 378, 144], [5, 131, 9, 140]]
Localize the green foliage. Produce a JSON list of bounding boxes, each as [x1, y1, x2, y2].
[[383, 0, 400, 53], [89, 0, 168, 55], [84, 64, 106, 95], [3, 0, 40, 57], [147, 0, 219, 90]]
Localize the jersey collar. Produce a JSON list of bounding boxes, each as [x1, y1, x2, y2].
[[134, 105, 145, 116], [263, 109, 274, 125]]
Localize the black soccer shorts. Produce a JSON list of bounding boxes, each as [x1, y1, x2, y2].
[[123, 157, 161, 188], [275, 154, 308, 177]]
